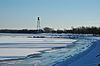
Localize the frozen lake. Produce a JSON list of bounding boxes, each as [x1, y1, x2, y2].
[[0, 33, 98, 66], [0, 33, 76, 59]]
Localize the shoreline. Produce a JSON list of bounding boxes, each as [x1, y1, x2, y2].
[[68, 40, 100, 66], [53, 39, 98, 66], [0, 34, 99, 66], [0, 38, 95, 66]]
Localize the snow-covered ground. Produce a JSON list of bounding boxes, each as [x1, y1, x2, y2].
[[0, 33, 76, 60], [0, 33, 99, 66], [0, 37, 76, 44], [0, 48, 48, 56], [67, 37, 100, 66]]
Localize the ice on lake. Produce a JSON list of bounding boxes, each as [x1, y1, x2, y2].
[[0, 33, 76, 60], [0, 33, 97, 66]]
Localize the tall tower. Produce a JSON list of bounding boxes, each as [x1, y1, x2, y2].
[[37, 17, 40, 30]]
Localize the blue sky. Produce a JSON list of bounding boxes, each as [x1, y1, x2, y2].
[[0, 0, 100, 29]]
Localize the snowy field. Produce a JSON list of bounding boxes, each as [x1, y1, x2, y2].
[[0, 33, 99, 66]]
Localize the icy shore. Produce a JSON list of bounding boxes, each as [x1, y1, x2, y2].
[[0, 33, 99, 66], [0, 38, 95, 66], [68, 38, 100, 66]]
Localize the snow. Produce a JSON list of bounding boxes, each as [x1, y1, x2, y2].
[[0, 38, 94, 66], [0, 33, 99, 66], [0, 33, 76, 61], [68, 40, 100, 66], [0, 36, 76, 44], [0, 48, 48, 56]]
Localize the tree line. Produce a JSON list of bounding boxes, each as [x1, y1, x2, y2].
[[0, 26, 100, 34]]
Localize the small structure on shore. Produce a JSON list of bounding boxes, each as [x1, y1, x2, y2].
[[37, 17, 41, 31]]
